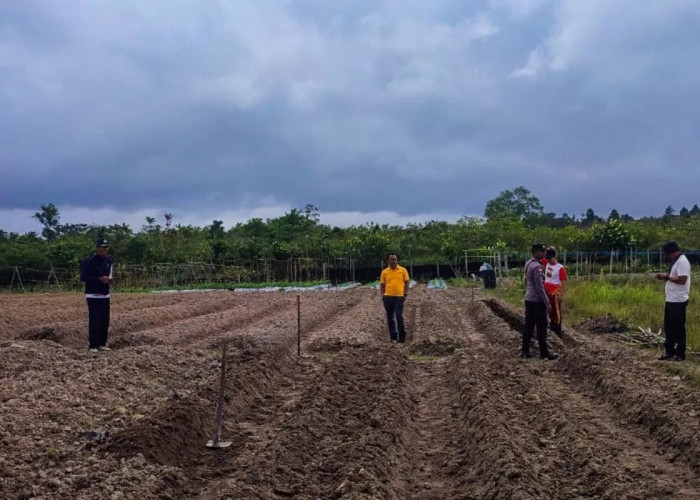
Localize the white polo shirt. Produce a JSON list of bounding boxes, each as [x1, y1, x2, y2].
[[666, 254, 691, 303]]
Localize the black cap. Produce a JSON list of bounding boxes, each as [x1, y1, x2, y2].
[[662, 241, 680, 254], [531, 243, 546, 253], [545, 248, 557, 258], [96, 238, 109, 247]]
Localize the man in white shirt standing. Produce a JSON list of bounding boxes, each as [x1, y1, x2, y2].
[[656, 241, 691, 361]]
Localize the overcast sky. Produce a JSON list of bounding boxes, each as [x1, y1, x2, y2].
[[2, 0, 700, 234]]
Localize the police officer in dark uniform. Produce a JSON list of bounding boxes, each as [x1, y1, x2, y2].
[[80, 238, 114, 353]]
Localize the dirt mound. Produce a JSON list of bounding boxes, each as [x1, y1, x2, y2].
[[577, 314, 629, 333], [107, 395, 212, 467], [483, 298, 525, 331], [407, 338, 461, 356], [109, 334, 161, 348], [306, 337, 371, 352], [201, 346, 413, 499], [18, 325, 63, 342]]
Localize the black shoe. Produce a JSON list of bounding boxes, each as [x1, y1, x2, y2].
[[658, 354, 672, 361], [520, 352, 532, 358], [540, 353, 559, 360], [672, 356, 686, 361]]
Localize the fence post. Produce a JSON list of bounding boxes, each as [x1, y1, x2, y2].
[[10, 266, 25, 292]]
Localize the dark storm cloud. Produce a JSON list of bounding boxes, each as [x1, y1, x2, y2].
[[2, 0, 700, 229]]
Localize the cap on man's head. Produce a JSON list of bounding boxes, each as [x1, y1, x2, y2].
[[531, 243, 546, 253], [96, 238, 109, 247], [662, 241, 681, 254]]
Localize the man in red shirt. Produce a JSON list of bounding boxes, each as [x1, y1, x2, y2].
[[544, 247, 567, 337]]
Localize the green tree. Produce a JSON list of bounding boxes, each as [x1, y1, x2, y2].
[[590, 219, 636, 250], [484, 186, 544, 221], [33, 203, 61, 240]]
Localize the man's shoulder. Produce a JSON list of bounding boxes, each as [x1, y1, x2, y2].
[[676, 255, 691, 270]]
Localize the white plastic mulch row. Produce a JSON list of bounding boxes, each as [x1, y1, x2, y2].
[[427, 279, 448, 290]]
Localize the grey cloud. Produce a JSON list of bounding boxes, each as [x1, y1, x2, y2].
[[2, 0, 700, 225]]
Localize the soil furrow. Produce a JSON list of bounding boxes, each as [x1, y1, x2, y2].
[[197, 346, 412, 499], [479, 296, 700, 475], [5, 287, 700, 499], [462, 298, 700, 498], [15, 292, 247, 348]]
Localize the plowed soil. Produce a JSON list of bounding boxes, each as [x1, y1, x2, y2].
[[1, 287, 700, 499]]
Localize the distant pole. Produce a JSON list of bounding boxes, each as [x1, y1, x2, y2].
[[297, 294, 301, 357]]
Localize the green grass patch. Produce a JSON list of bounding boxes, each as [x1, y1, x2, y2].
[[486, 273, 700, 351], [448, 277, 481, 288]]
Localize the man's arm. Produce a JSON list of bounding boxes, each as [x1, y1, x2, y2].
[[80, 258, 100, 284], [530, 262, 550, 307], [659, 258, 690, 284]]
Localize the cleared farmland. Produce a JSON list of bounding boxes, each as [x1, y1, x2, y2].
[[1, 287, 700, 499]]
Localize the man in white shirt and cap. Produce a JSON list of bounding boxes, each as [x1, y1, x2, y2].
[[656, 241, 691, 361]]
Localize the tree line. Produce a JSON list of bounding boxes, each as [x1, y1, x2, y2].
[[3, 187, 700, 272]]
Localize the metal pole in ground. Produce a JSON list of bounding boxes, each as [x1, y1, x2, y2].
[[206, 344, 232, 449], [297, 294, 301, 357]]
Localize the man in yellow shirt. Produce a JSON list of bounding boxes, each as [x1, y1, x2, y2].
[[380, 253, 410, 343]]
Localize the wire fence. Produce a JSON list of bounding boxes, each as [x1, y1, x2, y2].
[[2, 249, 698, 292], [0, 258, 359, 292]]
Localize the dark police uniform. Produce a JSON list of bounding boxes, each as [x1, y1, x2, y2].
[[80, 242, 113, 350]]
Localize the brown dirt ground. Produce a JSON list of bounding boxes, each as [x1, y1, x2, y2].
[[2, 287, 700, 499]]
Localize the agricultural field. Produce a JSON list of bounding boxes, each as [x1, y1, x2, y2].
[[2, 287, 700, 499]]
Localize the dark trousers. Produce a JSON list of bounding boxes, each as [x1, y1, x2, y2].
[[383, 296, 406, 341], [87, 298, 110, 349], [523, 300, 549, 357], [664, 301, 688, 359]]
